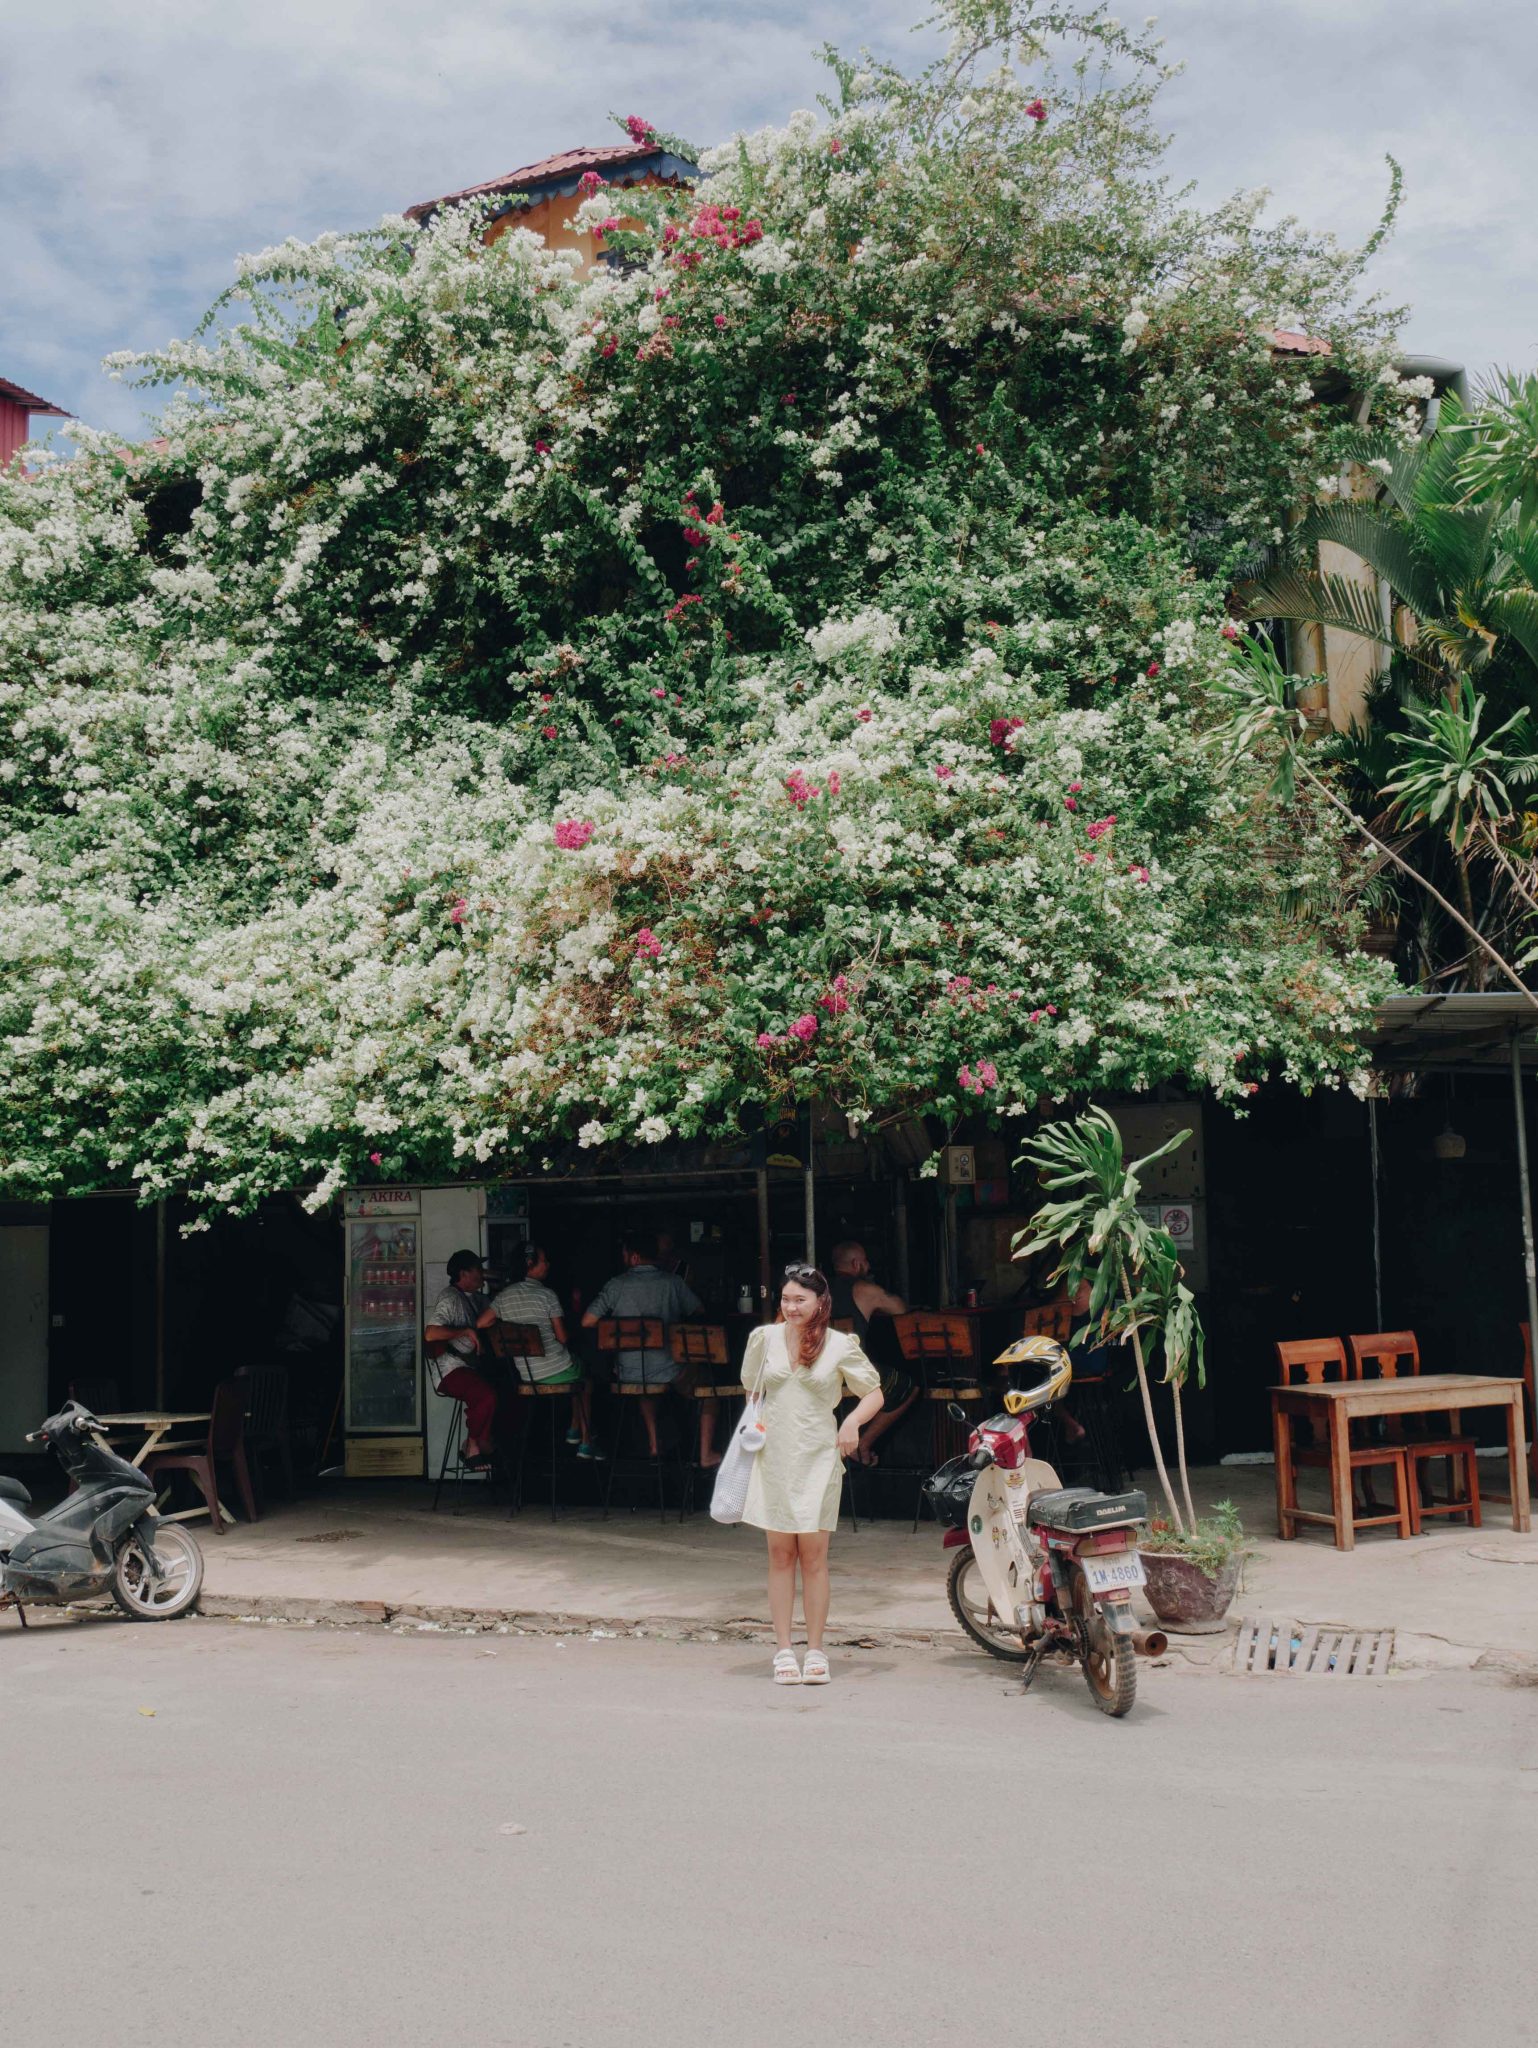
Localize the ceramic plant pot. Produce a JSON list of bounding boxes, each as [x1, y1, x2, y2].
[[1141, 1550, 1241, 1631]]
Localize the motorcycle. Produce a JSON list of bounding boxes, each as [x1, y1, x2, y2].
[[924, 1336, 1164, 1717], [0, 1401, 204, 1626]]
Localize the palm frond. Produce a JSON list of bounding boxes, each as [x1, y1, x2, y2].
[[1237, 564, 1396, 647]]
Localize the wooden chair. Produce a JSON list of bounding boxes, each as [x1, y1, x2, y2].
[[1024, 1300, 1128, 1494], [1273, 1338, 1415, 1542], [141, 1380, 257, 1535], [239, 1366, 296, 1504], [596, 1318, 671, 1522], [670, 1324, 738, 1518], [894, 1312, 985, 1529], [484, 1321, 559, 1520], [1021, 1299, 1073, 1344], [1347, 1332, 1480, 1530]]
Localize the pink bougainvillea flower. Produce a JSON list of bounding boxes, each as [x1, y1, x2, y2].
[[635, 928, 662, 959], [1146, 660, 1161, 677], [1129, 863, 1150, 883], [534, 439, 551, 454], [989, 715, 1024, 747], [664, 594, 703, 624], [974, 441, 985, 455], [1085, 813, 1117, 840], [1029, 1008, 1044, 1023], [553, 819, 595, 851], [449, 897, 468, 925], [541, 724, 558, 739], [947, 976, 973, 996], [1046, 1004, 1058, 1015], [1221, 621, 1240, 641], [1064, 795, 1078, 812], [625, 114, 655, 144], [1081, 850, 1097, 865], [1024, 98, 1047, 122], [369, 1151, 382, 1165], [829, 137, 843, 154], [935, 764, 955, 782], [976, 1060, 998, 1088], [577, 170, 607, 196], [597, 217, 622, 236], [788, 1013, 819, 1043], [1067, 779, 1083, 793], [599, 338, 617, 358], [755, 1032, 779, 1051], [827, 770, 842, 796], [856, 705, 873, 723], [713, 313, 728, 329]]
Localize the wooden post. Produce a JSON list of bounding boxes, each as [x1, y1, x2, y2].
[[1368, 1093, 1383, 1330], [1511, 1031, 1538, 1363], [154, 1198, 167, 1408], [755, 1167, 772, 1322], [803, 1155, 816, 1269], [893, 1173, 910, 1302]]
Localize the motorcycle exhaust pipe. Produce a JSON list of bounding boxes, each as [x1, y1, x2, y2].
[[1130, 1628, 1168, 1659]]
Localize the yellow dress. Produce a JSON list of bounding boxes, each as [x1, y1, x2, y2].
[[740, 1325, 882, 1534]]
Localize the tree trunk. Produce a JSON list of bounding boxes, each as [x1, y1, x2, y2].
[[1457, 860, 1486, 990], [1170, 1375, 1199, 1530], [1119, 1271, 1183, 1531]]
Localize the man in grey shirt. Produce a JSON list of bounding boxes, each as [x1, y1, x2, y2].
[[582, 1233, 719, 1464]]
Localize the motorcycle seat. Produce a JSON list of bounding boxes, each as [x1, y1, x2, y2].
[[1027, 1485, 1148, 1532], [0, 1476, 33, 1507]]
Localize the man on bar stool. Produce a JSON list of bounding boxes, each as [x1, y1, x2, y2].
[[581, 1233, 718, 1465], [424, 1250, 496, 1467], [828, 1241, 919, 1465]]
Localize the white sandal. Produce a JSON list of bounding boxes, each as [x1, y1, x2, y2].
[[801, 1649, 830, 1685], [773, 1649, 802, 1685]]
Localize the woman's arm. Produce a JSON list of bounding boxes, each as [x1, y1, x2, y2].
[[836, 1389, 884, 1457], [551, 1314, 570, 1347]]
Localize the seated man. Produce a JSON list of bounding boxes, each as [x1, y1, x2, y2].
[[478, 1243, 603, 1461], [581, 1233, 719, 1466], [424, 1250, 495, 1466], [828, 1240, 920, 1464]]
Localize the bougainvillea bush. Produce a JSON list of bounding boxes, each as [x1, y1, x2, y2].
[[0, 1, 1406, 1211]]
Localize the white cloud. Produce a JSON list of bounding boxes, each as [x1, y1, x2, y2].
[[2, 0, 1534, 439]]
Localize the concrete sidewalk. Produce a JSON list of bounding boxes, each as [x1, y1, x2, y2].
[[191, 1462, 1538, 1671]]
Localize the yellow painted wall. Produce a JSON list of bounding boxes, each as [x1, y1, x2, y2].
[[483, 173, 677, 270]]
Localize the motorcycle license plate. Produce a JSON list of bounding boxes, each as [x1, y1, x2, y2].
[[1082, 1553, 1146, 1594]]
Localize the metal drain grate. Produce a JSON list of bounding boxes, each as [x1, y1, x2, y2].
[[1232, 1616, 1394, 1678]]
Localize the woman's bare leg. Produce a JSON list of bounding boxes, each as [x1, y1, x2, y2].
[[766, 1533, 799, 1651], [798, 1532, 832, 1650]]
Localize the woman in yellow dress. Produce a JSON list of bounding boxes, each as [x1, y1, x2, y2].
[[741, 1263, 884, 1685]]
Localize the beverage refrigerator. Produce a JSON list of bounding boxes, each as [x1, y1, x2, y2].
[[342, 1188, 425, 1477]]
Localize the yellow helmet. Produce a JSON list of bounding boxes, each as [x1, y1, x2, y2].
[[993, 1334, 1073, 1414]]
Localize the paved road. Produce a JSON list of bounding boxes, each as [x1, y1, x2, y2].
[[2, 1615, 1532, 2048]]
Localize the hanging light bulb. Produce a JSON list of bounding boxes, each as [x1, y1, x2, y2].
[[1433, 1078, 1465, 1160]]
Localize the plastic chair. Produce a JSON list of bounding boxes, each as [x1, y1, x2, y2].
[[1273, 1338, 1414, 1541], [483, 1321, 559, 1520], [1347, 1331, 1480, 1529], [239, 1366, 296, 1502], [597, 1318, 671, 1522], [141, 1380, 258, 1535]]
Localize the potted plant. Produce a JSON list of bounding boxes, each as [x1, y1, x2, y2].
[[1016, 1107, 1247, 1629], [1140, 1500, 1249, 1631]]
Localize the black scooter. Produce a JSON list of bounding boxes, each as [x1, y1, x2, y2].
[[0, 1401, 204, 1625]]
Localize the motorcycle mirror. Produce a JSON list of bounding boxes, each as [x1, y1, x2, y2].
[[947, 1402, 969, 1425]]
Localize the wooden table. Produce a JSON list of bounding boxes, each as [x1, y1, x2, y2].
[[1270, 1377, 1532, 1550], [96, 1411, 227, 1525]]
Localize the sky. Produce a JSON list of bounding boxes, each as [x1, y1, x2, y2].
[[3, 0, 1535, 443]]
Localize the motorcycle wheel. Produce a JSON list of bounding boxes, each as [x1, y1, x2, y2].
[[946, 1547, 1032, 1661], [1070, 1565, 1136, 1717], [110, 1523, 205, 1621]]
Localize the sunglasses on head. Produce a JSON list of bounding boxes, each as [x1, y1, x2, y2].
[[782, 1263, 821, 1284]]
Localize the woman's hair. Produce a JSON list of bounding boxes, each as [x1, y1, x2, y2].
[[781, 1262, 832, 1365], [519, 1243, 548, 1280]]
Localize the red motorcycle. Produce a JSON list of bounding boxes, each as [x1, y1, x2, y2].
[[924, 1337, 1164, 1718]]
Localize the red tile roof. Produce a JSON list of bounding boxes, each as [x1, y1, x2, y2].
[[1262, 329, 1333, 358], [406, 143, 684, 223], [0, 375, 69, 416]]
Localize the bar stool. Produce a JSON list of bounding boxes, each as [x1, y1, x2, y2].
[[427, 1351, 481, 1514], [1348, 1332, 1481, 1530], [484, 1320, 562, 1520], [598, 1318, 671, 1522], [671, 1324, 738, 1518], [893, 1311, 986, 1530], [1021, 1303, 1128, 1495]]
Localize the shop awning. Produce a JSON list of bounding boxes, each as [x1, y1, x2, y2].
[[1370, 992, 1538, 1071]]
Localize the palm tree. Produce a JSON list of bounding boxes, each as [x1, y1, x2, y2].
[[1016, 1108, 1205, 1532], [1238, 399, 1538, 702]]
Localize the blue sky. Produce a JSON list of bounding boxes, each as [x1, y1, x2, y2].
[[3, 0, 1535, 443]]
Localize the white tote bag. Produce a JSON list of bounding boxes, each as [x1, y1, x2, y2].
[[710, 1353, 768, 1526]]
